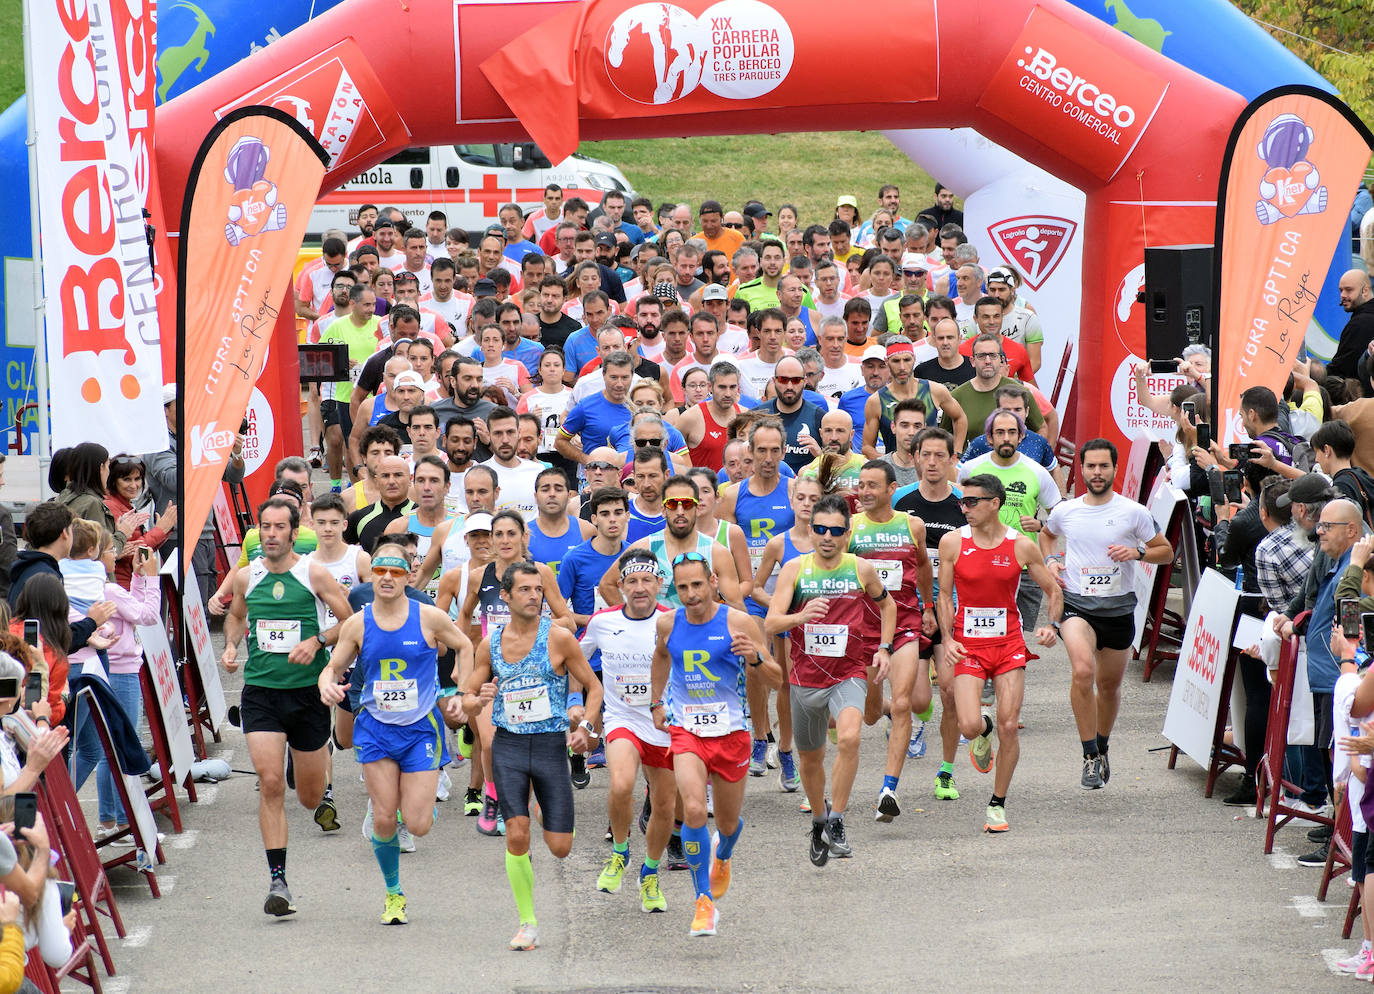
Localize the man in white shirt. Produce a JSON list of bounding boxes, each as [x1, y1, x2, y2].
[[398, 230, 433, 295], [735, 308, 789, 398], [480, 406, 545, 521], [420, 257, 472, 335], [373, 219, 405, 271], [816, 316, 864, 402]]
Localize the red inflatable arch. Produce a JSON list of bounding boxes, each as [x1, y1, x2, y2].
[[155, 0, 1244, 469]]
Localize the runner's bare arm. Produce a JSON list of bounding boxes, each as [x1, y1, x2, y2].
[[1037, 523, 1067, 586], [318, 614, 364, 705], [650, 612, 674, 729], [712, 542, 745, 610], [727, 524, 755, 603], [909, 517, 933, 607], [219, 570, 250, 672], [414, 520, 451, 589], [459, 563, 484, 644], [749, 534, 784, 611], [540, 564, 578, 632], [856, 558, 897, 678], [935, 384, 967, 453], [1016, 535, 1063, 644], [729, 607, 781, 689], [936, 530, 961, 645], [764, 559, 823, 636], [556, 627, 604, 747], [310, 562, 355, 625], [461, 637, 496, 718]]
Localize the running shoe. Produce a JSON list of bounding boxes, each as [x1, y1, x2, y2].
[[639, 873, 666, 913], [509, 922, 539, 951], [800, 797, 812, 813], [587, 744, 606, 770], [381, 892, 407, 925], [313, 797, 340, 833], [1081, 755, 1103, 790], [981, 679, 995, 706], [766, 739, 780, 769], [1297, 843, 1330, 867], [264, 878, 296, 917], [436, 769, 451, 803], [308, 445, 324, 469], [1098, 751, 1111, 784], [397, 823, 416, 853], [1357, 951, 1374, 981], [690, 895, 719, 937], [908, 720, 927, 760], [1335, 948, 1370, 973], [570, 752, 590, 789], [809, 821, 830, 867], [706, 783, 714, 817], [664, 835, 689, 871], [477, 789, 502, 837], [458, 724, 474, 759], [709, 832, 731, 899], [464, 787, 482, 816], [604, 823, 613, 842], [497, 812, 506, 836], [779, 750, 800, 792], [827, 815, 852, 858], [749, 739, 767, 777], [984, 804, 1009, 833], [968, 719, 995, 774], [875, 787, 900, 823], [934, 771, 960, 801], [637, 785, 652, 835], [597, 851, 628, 893]]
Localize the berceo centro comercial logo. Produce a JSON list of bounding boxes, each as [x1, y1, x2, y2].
[[604, 0, 794, 105]]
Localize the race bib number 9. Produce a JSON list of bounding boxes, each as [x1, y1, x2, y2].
[[256, 620, 301, 653], [374, 679, 418, 713], [503, 685, 552, 724], [1080, 565, 1124, 596], [963, 607, 1007, 639], [615, 672, 651, 707], [871, 559, 903, 592], [804, 623, 849, 657], [683, 702, 729, 737]]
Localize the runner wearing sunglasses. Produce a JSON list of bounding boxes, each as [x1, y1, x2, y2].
[[317, 540, 473, 926], [767, 495, 895, 865], [936, 474, 1061, 834], [651, 551, 780, 936]]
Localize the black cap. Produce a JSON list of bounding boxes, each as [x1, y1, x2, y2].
[[743, 203, 771, 219], [593, 232, 618, 248], [268, 479, 305, 501], [373, 218, 395, 230], [473, 278, 498, 298], [1275, 472, 1339, 508], [699, 199, 723, 216]]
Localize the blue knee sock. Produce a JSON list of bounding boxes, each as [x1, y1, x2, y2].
[[714, 820, 743, 861], [371, 832, 402, 895], [681, 822, 713, 899]]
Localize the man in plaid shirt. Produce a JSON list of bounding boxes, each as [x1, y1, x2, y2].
[[1255, 477, 1316, 614]]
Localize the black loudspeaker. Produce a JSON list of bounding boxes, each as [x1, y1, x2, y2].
[[1144, 244, 1213, 361]]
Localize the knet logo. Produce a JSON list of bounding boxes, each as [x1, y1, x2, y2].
[[1017, 47, 1136, 131], [188, 422, 235, 466]]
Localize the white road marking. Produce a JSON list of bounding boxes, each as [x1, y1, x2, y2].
[[1321, 948, 1354, 974], [1268, 845, 1298, 870], [170, 829, 199, 850], [1289, 895, 1326, 918], [123, 926, 153, 948], [198, 785, 219, 804], [104, 977, 131, 994]]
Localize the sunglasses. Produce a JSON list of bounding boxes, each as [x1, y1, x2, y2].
[[663, 496, 698, 511], [635, 437, 663, 447], [775, 375, 804, 386], [671, 551, 708, 567], [724, 223, 746, 230], [811, 523, 847, 537], [958, 496, 995, 509], [902, 270, 927, 277], [586, 461, 616, 471], [372, 565, 409, 578]]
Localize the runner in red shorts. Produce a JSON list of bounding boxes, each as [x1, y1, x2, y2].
[[936, 473, 1060, 834], [651, 552, 781, 937], [581, 549, 674, 912]]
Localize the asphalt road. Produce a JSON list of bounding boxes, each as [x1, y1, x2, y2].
[[84, 635, 1355, 994]]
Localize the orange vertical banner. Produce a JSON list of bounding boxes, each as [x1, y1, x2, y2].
[[177, 107, 328, 555], [1214, 86, 1374, 440]]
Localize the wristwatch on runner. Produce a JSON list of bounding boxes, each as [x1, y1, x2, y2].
[[577, 719, 600, 739], [878, 642, 895, 653], [1135, 546, 1147, 561]]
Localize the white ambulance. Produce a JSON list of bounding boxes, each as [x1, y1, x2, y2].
[[307, 142, 637, 238]]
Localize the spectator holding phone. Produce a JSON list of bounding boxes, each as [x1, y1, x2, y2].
[[62, 522, 158, 840], [0, 795, 72, 974], [0, 808, 60, 994], [103, 454, 175, 589], [0, 646, 67, 795]]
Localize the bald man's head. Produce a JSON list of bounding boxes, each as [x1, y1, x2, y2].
[[1318, 497, 1363, 556], [1340, 269, 1373, 312], [820, 410, 855, 453]]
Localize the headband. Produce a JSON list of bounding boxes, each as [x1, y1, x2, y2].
[[620, 560, 663, 579], [372, 555, 410, 571], [886, 342, 915, 358]]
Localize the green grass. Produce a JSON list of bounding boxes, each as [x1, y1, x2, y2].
[[582, 132, 938, 230], [0, 6, 22, 109]]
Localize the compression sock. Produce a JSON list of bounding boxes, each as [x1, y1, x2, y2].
[[915, 700, 934, 722], [939, 761, 954, 777], [505, 851, 537, 925], [715, 821, 743, 861], [641, 856, 660, 880], [1096, 733, 1110, 755], [1082, 739, 1099, 758], [990, 793, 1006, 809], [681, 822, 713, 899], [882, 774, 899, 792], [613, 840, 629, 859], [371, 832, 402, 895], [266, 847, 286, 881]]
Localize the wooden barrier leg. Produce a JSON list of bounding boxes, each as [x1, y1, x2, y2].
[[1204, 649, 1246, 798]]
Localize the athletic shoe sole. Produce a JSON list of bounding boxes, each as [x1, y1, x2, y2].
[[314, 800, 341, 832], [875, 791, 900, 823]]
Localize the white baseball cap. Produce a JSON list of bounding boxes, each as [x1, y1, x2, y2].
[[393, 371, 425, 391]]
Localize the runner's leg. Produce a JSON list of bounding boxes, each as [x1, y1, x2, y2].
[[1062, 617, 1100, 744], [990, 667, 1026, 798], [882, 648, 918, 780], [829, 702, 863, 816]]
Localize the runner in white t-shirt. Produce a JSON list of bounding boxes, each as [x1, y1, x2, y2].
[[1039, 439, 1171, 791]]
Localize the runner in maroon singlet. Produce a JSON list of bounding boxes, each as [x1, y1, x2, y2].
[[936, 473, 1060, 835]]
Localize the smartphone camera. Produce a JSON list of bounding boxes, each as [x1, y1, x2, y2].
[[1342, 598, 1363, 639], [1222, 470, 1243, 505]]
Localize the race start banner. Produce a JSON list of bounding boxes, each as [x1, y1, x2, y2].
[[1213, 86, 1374, 440], [26, 0, 167, 452], [176, 107, 327, 564], [481, 0, 939, 163]]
